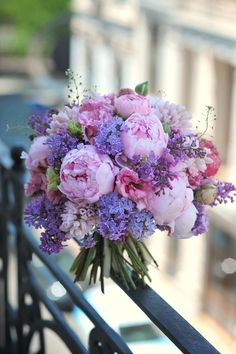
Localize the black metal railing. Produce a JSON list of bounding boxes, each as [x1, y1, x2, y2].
[[0, 145, 220, 354]]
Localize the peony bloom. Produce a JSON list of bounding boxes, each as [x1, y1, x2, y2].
[[114, 94, 152, 118], [172, 203, 198, 238], [147, 176, 194, 227], [78, 95, 114, 141], [200, 139, 221, 178], [59, 145, 118, 203], [120, 113, 168, 159], [149, 96, 192, 134], [25, 136, 49, 171], [116, 168, 151, 210]]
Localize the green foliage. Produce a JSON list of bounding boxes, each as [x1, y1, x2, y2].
[[0, 0, 70, 55]]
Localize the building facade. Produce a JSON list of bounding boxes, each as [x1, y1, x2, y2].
[[70, 1, 236, 352]]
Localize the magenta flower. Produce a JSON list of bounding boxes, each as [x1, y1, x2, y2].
[[25, 136, 49, 171], [116, 167, 151, 210], [59, 145, 118, 203]]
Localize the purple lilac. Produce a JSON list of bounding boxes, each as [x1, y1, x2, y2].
[[97, 192, 135, 241], [78, 234, 96, 249], [47, 131, 78, 167], [128, 210, 156, 241], [94, 117, 123, 156], [192, 202, 209, 235], [28, 112, 54, 135], [168, 129, 206, 163], [133, 151, 176, 195], [24, 193, 67, 254], [210, 181, 236, 206]]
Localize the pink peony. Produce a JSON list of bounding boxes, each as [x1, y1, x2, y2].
[[59, 145, 118, 203], [25, 136, 49, 171], [172, 203, 197, 238], [78, 95, 114, 141], [200, 139, 221, 178], [120, 113, 168, 159], [115, 94, 152, 118], [147, 176, 193, 227], [116, 168, 152, 210]]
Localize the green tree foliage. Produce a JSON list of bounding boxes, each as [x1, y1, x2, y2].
[[0, 0, 70, 55]]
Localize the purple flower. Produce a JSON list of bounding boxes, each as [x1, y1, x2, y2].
[[28, 111, 54, 135], [47, 131, 79, 167], [168, 129, 206, 163], [211, 181, 236, 206], [97, 192, 135, 241], [24, 193, 67, 254], [128, 210, 156, 241], [78, 233, 96, 249], [192, 202, 208, 235], [94, 117, 123, 156]]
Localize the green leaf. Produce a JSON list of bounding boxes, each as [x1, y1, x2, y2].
[[46, 167, 59, 191], [162, 122, 171, 134], [135, 81, 149, 96], [68, 120, 82, 136]]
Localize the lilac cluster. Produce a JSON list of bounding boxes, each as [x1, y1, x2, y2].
[[211, 181, 236, 206], [133, 151, 176, 195], [128, 210, 156, 241], [27, 110, 57, 135], [167, 129, 206, 163], [94, 117, 123, 156], [97, 192, 135, 241], [47, 131, 78, 167], [192, 202, 208, 235], [24, 194, 67, 254], [78, 233, 96, 249]]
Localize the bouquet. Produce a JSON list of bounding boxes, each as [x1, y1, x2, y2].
[[23, 77, 235, 291]]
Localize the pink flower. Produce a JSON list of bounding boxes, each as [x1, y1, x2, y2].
[[172, 203, 197, 238], [78, 95, 114, 141], [120, 113, 168, 159], [24, 170, 61, 203], [147, 176, 193, 227], [200, 139, 221, 178], [59, 145, 118, 203], [116, 168, 151, 209], [115, 94, 152, 118], [25, 136, 49, 171]]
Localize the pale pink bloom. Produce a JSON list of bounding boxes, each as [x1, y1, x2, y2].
[[148, 96, 192, 134], [172, 203, 197, 238], [60, 201, 98, 239], [115, 94, 152, 118], [116, 168, 151, 210], [47, 106, 80, 135], [59, 145, 118, 203], [78, 95, 114, 141], [25, 136, 48, 171], [147, 176, 193, 226], [121, 113, 168, 159]]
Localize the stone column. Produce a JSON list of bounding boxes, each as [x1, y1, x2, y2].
[[227, 67, 236, 167]]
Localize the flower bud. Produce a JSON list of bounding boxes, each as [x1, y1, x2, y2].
[[195, 184, 217, 205], [46, 167, 59, 191], [135, 81, 149, 96]]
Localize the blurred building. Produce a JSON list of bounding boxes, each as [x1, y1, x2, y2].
[[70, 1, 236, 352]]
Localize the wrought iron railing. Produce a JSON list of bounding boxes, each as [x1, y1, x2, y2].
[[0, 145, 220, 354]]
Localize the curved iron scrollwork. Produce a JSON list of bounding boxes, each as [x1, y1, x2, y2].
[[0, 145, 220, 354]]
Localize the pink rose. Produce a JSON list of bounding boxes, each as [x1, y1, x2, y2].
[[115, 94, 152, 118], [116, 168, 151, 210], [25, 136, 49, 171], [59, 145, 118, 203], [172, 203, 197, 238], [121, 113, 168, 159], [78, 95, 114, 141], [147, 176, 193, 227], [200, 139, 221, 178]]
